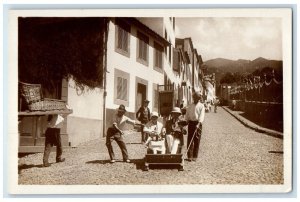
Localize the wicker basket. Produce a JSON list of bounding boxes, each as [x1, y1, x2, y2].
[[19, 82, 43, 105], [19, 82, 68, 111], [29, 98, 68, 111]]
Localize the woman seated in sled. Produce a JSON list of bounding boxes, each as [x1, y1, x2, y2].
[[143, 112, 166, 154]]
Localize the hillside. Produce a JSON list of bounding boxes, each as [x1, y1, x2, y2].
[[203, 57, 283, 84]]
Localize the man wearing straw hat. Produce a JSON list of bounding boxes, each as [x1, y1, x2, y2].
[[165, 107, 188, 154], [185, 91, 205, 162], [106, 104, 139, 163]]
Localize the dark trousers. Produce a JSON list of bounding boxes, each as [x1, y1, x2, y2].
[[187, 121, 202, 159], [106, 127, 129, 160], [140, 121, 148, 142], [43, 128, 63, 164]]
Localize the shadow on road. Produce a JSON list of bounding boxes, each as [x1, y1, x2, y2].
[[129, 159, 145, 170], [86, 160, 112, 164], [85, 159, 146, 170], [18, 164, 45, 174]]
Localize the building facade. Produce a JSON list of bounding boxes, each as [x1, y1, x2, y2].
[[18, 17, 209, 151], [104, 17, 172, 132]]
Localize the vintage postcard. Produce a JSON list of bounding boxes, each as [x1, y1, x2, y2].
[[7, 8, 292, 194]]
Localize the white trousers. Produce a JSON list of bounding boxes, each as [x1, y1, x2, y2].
[[166, 135, 180, 154]]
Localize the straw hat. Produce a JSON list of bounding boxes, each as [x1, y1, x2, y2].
[[150, 111, 159, 118], [171, 107, 182, 114]]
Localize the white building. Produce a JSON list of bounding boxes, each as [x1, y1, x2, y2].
[[104, 17, 175, 132]]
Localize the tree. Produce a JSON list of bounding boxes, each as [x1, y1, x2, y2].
[[220, 72, 233, 84]]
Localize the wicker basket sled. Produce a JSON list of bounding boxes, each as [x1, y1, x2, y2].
[[19, 82, 69, 112]]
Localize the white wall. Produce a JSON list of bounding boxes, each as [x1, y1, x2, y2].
[[106, 20, 164, 113], [67, 79, 103, 119], [66, 79, 104, 146]]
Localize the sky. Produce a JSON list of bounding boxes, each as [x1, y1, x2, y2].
[[175, 17, 282, 62]]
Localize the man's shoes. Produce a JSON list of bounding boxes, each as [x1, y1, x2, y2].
[[124, 159, 130, 163], [192, 158, 197, 162], [43, 162, 51, 167], [186, 158, 192, 162], [56, 158, 65, 163], [110, 159, 116, 163]]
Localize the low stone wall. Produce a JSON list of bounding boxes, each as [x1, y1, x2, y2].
[[228, 100, 283, 132]]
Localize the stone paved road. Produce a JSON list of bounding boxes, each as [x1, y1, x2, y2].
[[18, 107, 283, 185]]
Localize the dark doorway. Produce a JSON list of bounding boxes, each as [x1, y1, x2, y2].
[[136, 83, 147, 112]]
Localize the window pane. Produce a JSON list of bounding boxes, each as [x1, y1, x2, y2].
[[117, 25, 129, 52], [122, 31, 128, 51], [122, 78, 127, 101], [117, 27, 123, 49], [117, 77, 122, 99], [138, 32, 149, 62]]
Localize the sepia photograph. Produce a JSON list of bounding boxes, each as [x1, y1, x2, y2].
[[7, 7, 292, 194]]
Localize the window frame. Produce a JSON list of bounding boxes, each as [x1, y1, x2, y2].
[[115, 20, 131, 58], [136, 31, 149, 66], [114, 69, 130, 106], [153, 41, 164, 73]]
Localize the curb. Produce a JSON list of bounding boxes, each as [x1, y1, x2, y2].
[[222, 106, 283, 139]]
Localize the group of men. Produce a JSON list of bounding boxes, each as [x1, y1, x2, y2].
[[41, 91, 206, 167], [105, 91, 205, 163]]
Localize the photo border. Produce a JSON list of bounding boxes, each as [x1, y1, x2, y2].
[[3, 3, 296, 197]]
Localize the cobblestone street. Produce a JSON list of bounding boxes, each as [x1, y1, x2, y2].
[[18, 107, 283, 185]]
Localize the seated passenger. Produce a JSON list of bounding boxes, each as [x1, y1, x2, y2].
[[143, 112, 166, 154], [165, 107, 188, 154]]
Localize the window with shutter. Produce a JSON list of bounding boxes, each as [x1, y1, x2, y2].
[[173, 48, 180, 72], [117, 77, 123, 100], [115, 20, 130, 57], [154, 42, 163, 71], [122, 78, 127, 101], [116, 77, 128, 101], [114, 69, 130, 106], [137, 31, 149, 66]]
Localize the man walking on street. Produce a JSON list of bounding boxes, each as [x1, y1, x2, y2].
[[43, 114, 65, 167], [185, 91, 205, 162], [106, 104, 139, 163]]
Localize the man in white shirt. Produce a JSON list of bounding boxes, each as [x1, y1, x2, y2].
[[43, 114, 65, 167], [106, 104, 138, 163], [185, 91, 205, 162]]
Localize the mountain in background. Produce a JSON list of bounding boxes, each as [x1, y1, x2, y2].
[[203, 57, 283, 84]]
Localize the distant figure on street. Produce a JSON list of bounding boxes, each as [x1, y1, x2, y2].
[[106, 105, 139, 163], [213, 97, 219, 113], [136, 99, 151, 143], [232, 99, 237, 110], [43, 114, 66, 167], [185, 91, 205, 162]]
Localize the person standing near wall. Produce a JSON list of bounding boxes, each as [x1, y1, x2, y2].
[[136, 99, 151, 143], [185, 91, 205, 162], [43, 114, 65, 167]]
